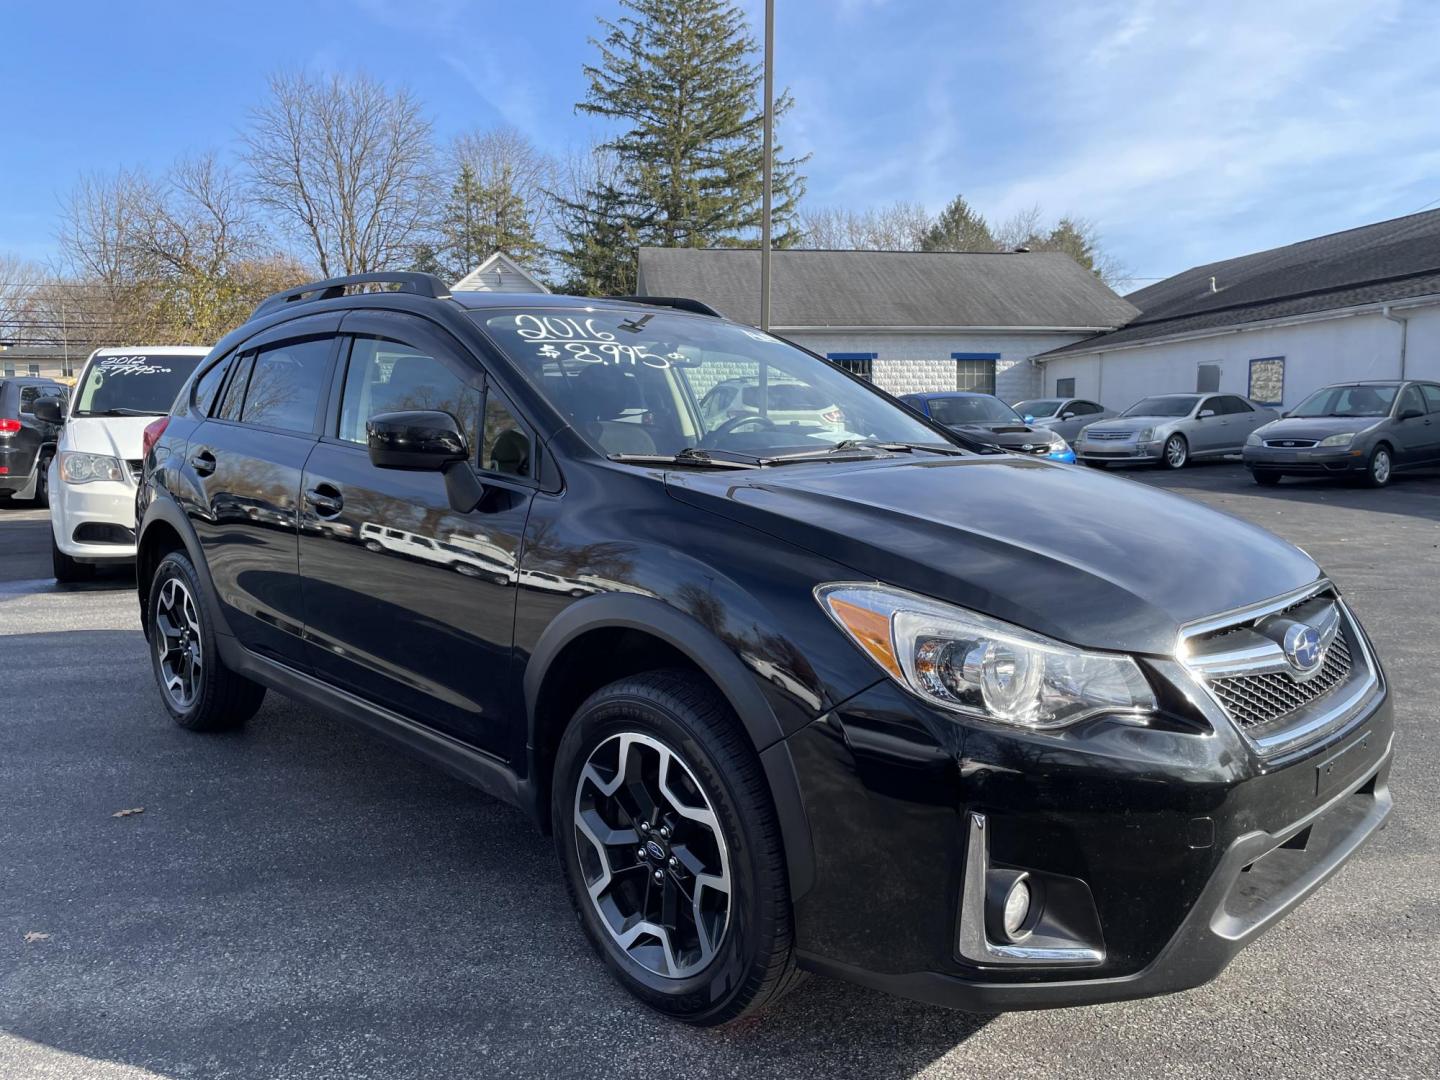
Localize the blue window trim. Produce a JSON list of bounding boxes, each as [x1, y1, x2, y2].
[[1248, 356, 1284, 406], [826, 352, 877, 361], [951, 352, 1001, 361]]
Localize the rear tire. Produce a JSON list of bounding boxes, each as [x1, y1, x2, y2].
[[1250, 470, 1282, 486], [31, 454, 52, 508], [552, 670, 802, 1026], [147, 551, 265, 731], [52, 535, 95, 584]]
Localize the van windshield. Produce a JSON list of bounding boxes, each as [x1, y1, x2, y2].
[[75, 353, 205, 417], [475, 309, 950, 461]]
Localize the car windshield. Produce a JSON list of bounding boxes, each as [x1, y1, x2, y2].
[[74, 353, 204, 417], [1014, 399, 1062, 417], [925, 396, 1022, 425], [475, 309, 951, 460], [1289, 383, 1399, 418], [1122, 396, 1199, 417]]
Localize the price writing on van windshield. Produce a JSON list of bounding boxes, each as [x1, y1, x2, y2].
[[510, 314, 686, 369], [97, 355, 173, 376]]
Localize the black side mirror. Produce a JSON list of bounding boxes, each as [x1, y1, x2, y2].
[[32, 397, 65, 424], [1399, 406, 1425, 421], [367, 410, 484, 513]]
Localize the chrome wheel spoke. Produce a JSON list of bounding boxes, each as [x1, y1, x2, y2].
[[573, 730, 731, 980], [154, 576, 202, 710]]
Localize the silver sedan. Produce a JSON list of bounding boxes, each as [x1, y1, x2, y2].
[[1013, 397, 1116, 443], [1074, 393, 1278, 469]]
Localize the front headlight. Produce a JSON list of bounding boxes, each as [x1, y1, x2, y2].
[[816, 583, 1157, 729], [1246, 431, 1263, 447], [1318, 432, 1355, 448], [59, 452, 125, 484], [1046, 431, 1067, 449], [1135, 427, 1154, 443]]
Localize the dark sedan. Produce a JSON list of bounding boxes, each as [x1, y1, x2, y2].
[[1244, 380, 1440, 487], [900, 391, 1076, 462]]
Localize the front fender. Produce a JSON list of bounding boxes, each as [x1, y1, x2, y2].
[[136, 487, 234, 641]]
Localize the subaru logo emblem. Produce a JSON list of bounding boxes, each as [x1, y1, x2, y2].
[[1284, 624, 1323, 672], [646, 840, 666, 861]]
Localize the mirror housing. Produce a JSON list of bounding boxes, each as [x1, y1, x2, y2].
[[1059, 410, 1076, 420], [31, 397, 65, 424], [1399, 406, 1425, 421], [1197, 409, 1216, 419], [367, 411, 469, 471]]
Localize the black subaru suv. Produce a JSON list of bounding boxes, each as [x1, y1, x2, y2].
[[136, 273, 1393, 1025]]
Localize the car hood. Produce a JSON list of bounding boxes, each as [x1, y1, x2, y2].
[[60, 416, 157, 459], [665, 455, 1320, 655], [1255, 416, 1386, 440], [1085, 415, 1181, 430], [949, 422, 1050, 446]]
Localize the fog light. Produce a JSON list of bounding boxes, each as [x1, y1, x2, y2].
[[1002, 878, 1031, 940]]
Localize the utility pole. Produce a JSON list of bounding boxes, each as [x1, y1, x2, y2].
[[760, 0, 774, 333]]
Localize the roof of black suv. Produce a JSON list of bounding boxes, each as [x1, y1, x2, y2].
[[250, 271, 722, 323]]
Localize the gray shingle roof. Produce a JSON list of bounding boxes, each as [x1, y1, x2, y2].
[[1042, 208, 1440, 358], [636, 248, 1138, 329]]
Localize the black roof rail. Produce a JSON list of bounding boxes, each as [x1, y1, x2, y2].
[[252, 272, 452, 319], [602, 295, 724, 318]]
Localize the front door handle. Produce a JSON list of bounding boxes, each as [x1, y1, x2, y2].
[[189, 449, 216, 476], [304, 484, 344, 517]]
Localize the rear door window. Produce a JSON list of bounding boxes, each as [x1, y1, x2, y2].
[[239, 337, 334, 434]]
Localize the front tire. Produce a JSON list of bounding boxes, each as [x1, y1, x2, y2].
[[1161, 434, 1189, 469], [552, 670, 801, 1025], [147, 551, 265, 731], [1362, 445, 1392, 488], [52, 534, 95, 584]]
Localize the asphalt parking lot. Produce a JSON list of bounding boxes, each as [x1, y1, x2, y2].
[[2, 464, 1438, 1080]]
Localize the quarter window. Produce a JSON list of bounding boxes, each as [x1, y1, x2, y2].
[[192, 355, 233, 416], [481, 389, 531, 478], [215, 353, 253, 422], [240, 337, 333, 434]]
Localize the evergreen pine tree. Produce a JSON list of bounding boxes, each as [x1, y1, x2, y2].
[[919, 195, 996, 252]]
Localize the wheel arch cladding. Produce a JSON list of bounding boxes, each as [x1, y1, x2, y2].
[[524, 594, 816, 898], [137, 496, 232, 639]]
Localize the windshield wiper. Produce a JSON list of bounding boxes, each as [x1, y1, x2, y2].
[[608, 447, 761, 470]]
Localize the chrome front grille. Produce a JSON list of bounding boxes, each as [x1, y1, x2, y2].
[[1086, 430, 1133, 441], [1180, 582, 1378, 755], [1209, 632, 1352, 731]]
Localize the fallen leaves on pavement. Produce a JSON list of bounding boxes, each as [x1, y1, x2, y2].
[[112, 807, 145, 818], [24, 932, 51, 943]]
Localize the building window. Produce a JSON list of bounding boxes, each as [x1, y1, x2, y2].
[[2, 362, 14, 377], [1055, 377, 1076, 397], [27, 364, 41, 377], [1248, 357, 1284, 406], [952, 353, 999, 395], [1196, 362, 1222, 393], [62, 358, 76, 377], [827, 352, 875, 382]]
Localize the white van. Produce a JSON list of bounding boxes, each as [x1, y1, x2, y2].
[[48, 346, 209, 581]]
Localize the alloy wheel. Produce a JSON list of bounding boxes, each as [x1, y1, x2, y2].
[[1164, 436, 1188, 468], [1372, 448, 1391, 485], [154, 577, 204, 710], [573, 731, 732, 979]]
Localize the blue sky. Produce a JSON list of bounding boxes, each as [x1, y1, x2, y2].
[[3, 0, 1439, 288]]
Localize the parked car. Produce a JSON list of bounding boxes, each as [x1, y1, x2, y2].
[[137, 272, 1392, 1026], [0, 376, 68, 506], [1075, 393, 1277, 469], [899, 391, 1076, 462], [37, 347, 209, 581], [1244, 380, 1440, 488], [1012, 396, 1116, 443]]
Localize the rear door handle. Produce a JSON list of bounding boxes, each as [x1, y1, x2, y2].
[[189, 449, 216, 476], [304, 484, 343, 517]]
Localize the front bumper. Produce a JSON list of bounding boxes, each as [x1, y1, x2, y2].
[[788, 664, 1393, 1011], [50, 474, 139, 561], [1244, 445, 1368, 474], [1075, 440, 1162, 463]]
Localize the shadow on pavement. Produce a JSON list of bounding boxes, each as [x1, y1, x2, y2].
[[0, 633, 991, 1080]]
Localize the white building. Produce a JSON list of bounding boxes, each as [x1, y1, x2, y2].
[[452, 251, 550, 294], [1037, 210, 1440, 411], [636, 247, 1136, 401]]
